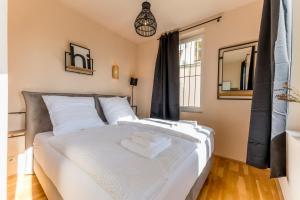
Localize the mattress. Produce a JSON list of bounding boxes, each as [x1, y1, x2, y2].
[[33, 128, 214, 200]]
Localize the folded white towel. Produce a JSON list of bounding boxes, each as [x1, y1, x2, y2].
[[131, 132, 170, 148], [121, 138, 171, 159]]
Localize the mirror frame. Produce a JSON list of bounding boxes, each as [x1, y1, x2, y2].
[[217, 41, 258, 100]]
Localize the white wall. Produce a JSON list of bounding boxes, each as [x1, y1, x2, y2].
[[279, 0, 300, 199], [223, 61, 242, 89], [136, 1, 263, 162], [8, 0, 137, 122], [0, 0, 8, 198]]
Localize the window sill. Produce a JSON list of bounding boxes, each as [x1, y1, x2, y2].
[[287, 130, 300, 138], [180, 107, 203, 113]]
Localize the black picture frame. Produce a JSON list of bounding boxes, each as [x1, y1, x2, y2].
[[65, 43, 94, 75], [217, 41, 258, 100]]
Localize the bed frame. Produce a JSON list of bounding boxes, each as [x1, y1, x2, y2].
[[22, 91, 130, 150], [34, 157, 212, 200], [22, 91, 212, 200]]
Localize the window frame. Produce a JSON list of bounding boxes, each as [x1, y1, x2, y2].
[[179, 34, 204, 113]]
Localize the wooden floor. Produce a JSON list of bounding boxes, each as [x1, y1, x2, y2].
[[198, 156, 284, 200], [7, 174, 46, 200], [7, 156, 284, 200]]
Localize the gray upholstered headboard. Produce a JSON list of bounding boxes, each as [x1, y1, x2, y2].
[[22, 91, 130, 149]]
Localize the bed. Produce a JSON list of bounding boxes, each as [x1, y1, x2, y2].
[[22, 91, 214, 200]]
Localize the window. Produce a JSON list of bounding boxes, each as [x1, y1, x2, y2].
[[179, 35, 203, 112]]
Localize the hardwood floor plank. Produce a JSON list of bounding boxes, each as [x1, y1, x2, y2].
[[7, 175, 46, 200], [7, 156, 283, 200], [197, 156, 284, 200]]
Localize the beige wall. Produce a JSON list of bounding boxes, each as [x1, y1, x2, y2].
[[8, 0, 137, 121], [223, 61, 242, 89], [8, 0, 299, 198], [0, 0, 8, 198], [136, 1, 263, 162], [279, 0, 300, 199]]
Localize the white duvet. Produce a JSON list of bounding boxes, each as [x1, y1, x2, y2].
[[48, 120, 212, 200]]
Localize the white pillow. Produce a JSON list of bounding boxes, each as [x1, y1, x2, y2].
[[99, 97, 138, 125], [42, 96, 104, 135]]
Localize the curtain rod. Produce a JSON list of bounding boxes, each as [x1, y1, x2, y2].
[[157, 16, 222, 40], [179, 16, 222, 32]]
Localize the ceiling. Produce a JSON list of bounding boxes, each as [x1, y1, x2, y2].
[[59, 0, 258, 44]]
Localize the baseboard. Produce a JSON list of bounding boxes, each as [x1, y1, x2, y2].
[[275, 179, 285, 200], [213, 154, 246, 164]]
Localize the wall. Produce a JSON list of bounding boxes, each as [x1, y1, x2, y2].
[[136, 1, 263, 162], [279, 0, 300, 199], [0, 0, 8, 198], [223, 61, 242, 89], [8, 0, 137, 128]]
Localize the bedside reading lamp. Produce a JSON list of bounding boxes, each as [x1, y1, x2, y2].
[[130, 77, 138, 106]]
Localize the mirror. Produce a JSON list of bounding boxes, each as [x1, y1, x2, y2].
[[218, 41, 258, 100]]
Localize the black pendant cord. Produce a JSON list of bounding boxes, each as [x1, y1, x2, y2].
[[158, 16, 222, 40]]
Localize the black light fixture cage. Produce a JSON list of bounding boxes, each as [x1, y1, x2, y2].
[[130, 77, 138, 86], [134, 1, 157, 37]]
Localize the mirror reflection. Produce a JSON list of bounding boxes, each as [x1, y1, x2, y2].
[[218, 41, 258, 100]]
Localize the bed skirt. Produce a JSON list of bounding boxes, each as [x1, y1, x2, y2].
[[185, 157, 212, 200], [34, 157, 212, 200], [34, 159, 63, 200]]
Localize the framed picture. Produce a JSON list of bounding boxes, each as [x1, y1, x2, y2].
[[65, 43, 94, 75]]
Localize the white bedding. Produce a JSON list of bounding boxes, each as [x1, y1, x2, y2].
[[33, 122, 214, 200]]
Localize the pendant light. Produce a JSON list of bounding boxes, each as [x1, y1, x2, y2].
[[134, 1, 157, 37]]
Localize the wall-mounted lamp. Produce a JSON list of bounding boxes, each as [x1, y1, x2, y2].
[[112, 65, 119, 79], [130, 77, 138, 106]]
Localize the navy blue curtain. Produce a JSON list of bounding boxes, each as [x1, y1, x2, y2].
[[247, 0, 292, 178], [240, 61, 247, 90], [150, 31, 180, 120], [247, 46, 256, 90]]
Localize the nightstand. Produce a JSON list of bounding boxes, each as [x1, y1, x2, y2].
[[131, 106, 138, 115], [8, 130, 25, 176]]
